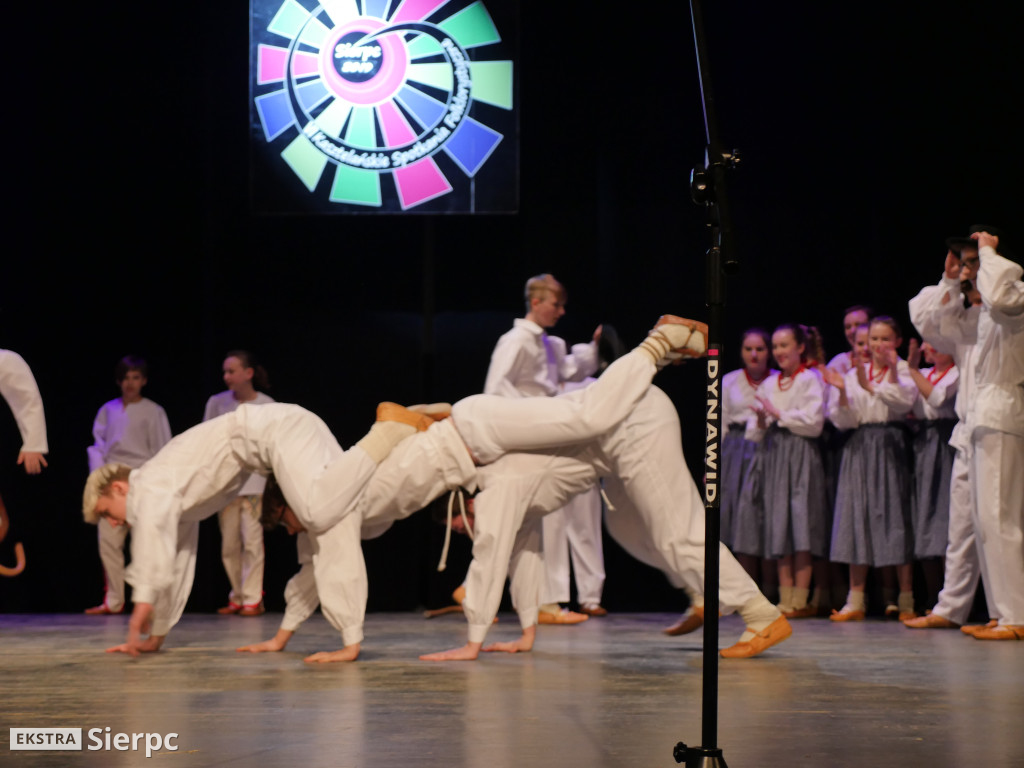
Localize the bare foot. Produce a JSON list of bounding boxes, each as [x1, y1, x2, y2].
[[303, 644, 360, 663], [237, 629, 292, 653], [237, 639, 284, 653], [419, 642, 481, 661], [483, 626, 534, 654]]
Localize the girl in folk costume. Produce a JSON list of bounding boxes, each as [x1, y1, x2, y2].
[[204, 350, 275, 616], [826, 316, 919, 621], [741, 324, 829, 618], [826, 305, 873, 378], [720, 329, 775, 583], [905, 339, 958, 611]]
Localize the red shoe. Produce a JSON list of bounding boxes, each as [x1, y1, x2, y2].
[[85, 603, 123, 615], [238, 601, 265, 617], [663, 606, 705, 636], [578, 604, 608, 617], [217, 602, 242, 615]]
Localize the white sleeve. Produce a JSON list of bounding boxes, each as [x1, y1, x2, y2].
[[281, 536, 320, 633], [925, 367, 959, 410], [148, 520, 201, 637], [977, 245, 1024, 320], [0, 351, 48, 453], [874, 364, 918, 415], [310, 513, 367, 647], [125, 483, 186, 606], [938, 305, 979, 346], [483, 335, 531, 397], [827, 377, 859, 430], [202, 395, 219, 423], [87, 405, 109, 472], [556, 337, 599, 383], [150, 405, 172, 456], [743, 380, 767, 442], [909, 279, 960, 354]]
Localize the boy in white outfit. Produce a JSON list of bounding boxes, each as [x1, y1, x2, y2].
[[484, 273, 606, 620], [83, 401, 433, 658], [85, 356, 171, 614]]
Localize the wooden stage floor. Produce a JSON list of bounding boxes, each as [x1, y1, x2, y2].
[[2, 611, 1021, 767]]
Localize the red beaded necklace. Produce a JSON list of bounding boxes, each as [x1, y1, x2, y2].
[[927, 364, 953, 385], [868, 361, 889, 383], [777, 364, 805, 392], [743, 368, 769, 389]]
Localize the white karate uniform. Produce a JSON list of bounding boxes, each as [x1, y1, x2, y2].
[[204, 390, 275, 608], [969, 245, 1024, 626], [0, 349, 47, 455], [273, 348, 657, 643], [125, 403, 377, 640], [484, 317, 605, 607], [910, 277, 995, 623], [88, 397, 171, 611]]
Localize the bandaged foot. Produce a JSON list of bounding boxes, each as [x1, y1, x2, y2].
[[638, 315, 708, 368], [376, 402, 435, 431], [408, 402, 452, 421], [357, 400, 433, 464]]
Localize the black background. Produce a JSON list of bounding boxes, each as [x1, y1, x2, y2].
[[1, 2, 1021, 617]]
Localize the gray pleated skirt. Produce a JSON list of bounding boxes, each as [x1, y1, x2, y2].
[[759, 426, 829, 558], [721, 424, 758, 550], [830, 423, 914, 566], [912, 418, 956, 559]]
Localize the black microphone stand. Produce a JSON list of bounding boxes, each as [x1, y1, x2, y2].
[[674, 1, 739, 766]]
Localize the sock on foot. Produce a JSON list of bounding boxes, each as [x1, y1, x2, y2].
[[637, 324, 694, 367], [898, 591, 915, 614], [777, 585, 794, 613], [841, 590, 866, 614], [737, 595, 781, 642], [791, 587, 810, 610], [356, 421, 416, 463]]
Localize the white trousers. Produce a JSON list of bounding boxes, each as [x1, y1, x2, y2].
[[541, 487, 605, 606], [932, 447, 995, 624], [971, 428, 1024, 626], [452, 350, 656, 464], [599, 388, 761, 612], [97, 520, 129, 611], [218, 495, 265, 607]]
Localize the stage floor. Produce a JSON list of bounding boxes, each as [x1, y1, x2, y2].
[[2, 611, 1021, 767]]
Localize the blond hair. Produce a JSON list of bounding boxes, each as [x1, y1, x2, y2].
[[82, 463, 132, 523], [523, 273, 565, 312]]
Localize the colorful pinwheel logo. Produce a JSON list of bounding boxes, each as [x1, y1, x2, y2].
[[252, 0, 514, 211]]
